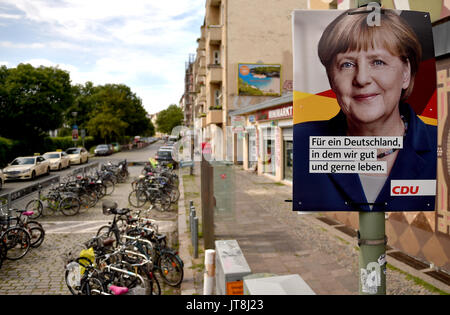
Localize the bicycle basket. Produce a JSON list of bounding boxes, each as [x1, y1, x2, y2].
[[102, 200, 118, 215]]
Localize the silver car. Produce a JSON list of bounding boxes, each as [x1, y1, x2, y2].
[[2, 156, 51, 180], [66, 147, 89, 165], [43, 151, 71, 171]]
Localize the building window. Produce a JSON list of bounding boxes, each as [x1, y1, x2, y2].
[[214, 89, 222, 107], [213, 50, 221, 65]]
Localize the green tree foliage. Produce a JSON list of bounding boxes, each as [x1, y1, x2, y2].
[[0, 64, 154, 155], [85, 84, 154, 142], [65, 81, 97, 130], [87, 106, 129, 143], [0, 64, 73, 143], [156, 104, 184, 134]]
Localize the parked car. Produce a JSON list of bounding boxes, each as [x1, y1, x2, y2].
[[94, 144, 113, 156], [2, 156, 51, 180], [66, 147, 89, 165], [0, 169, 5, 190], [155, 148, 178, 169], [43, 151, 70, 171]]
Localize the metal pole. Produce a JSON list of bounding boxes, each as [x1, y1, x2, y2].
[[358, 212, 386, 295], [356, 0, 386, 296], [193, 216, 199, 258], [201, 156, 214, 249]]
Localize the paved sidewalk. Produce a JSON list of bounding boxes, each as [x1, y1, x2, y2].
[[179, 164, 450, 295]]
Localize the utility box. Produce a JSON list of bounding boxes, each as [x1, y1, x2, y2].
[[243, 274, 316, 295], [215, 240, 251, 295]]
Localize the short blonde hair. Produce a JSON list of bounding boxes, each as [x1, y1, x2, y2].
[[318, 8, 422, 100]]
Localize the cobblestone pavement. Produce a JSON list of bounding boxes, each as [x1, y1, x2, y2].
[[0, 144, 180, 295]]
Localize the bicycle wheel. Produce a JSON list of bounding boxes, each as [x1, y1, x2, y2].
[[158, 251, 184, 286], [128, 189, 147, 207], [28, 225, 45, 248], [81, 276, 106, 295], [150, 272, 161, 295], [2, 227, 31, 260], [0, 237, 6, 269], [103, 179, 115, 196], [77, 194, 91, 213], [65, 257, 95, 295], [25, 199, 43, 219], [95, 184, 106, 199], [27, 220, 45, 248], [153, 193, 172, 212], [60, 196, 80, 216], [169, 187, 180, 203]]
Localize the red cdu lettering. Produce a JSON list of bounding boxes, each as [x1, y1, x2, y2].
[[392, 186, 419, 195], [393, 186, 401, 194], [409, 186, 419, 194]]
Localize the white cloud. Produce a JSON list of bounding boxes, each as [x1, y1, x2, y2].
[[0, 0, 205, 113], [0, 41, 45, 49], [23, 58, 79, 73]]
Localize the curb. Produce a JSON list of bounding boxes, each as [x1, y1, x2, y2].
[[178, 169, 198, 295]]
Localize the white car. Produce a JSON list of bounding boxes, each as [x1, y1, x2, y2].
[[2, 156, 51, 180], [43, 151, 71, 171], [66, 147, 89, 165], [0, 169, 5, 190]]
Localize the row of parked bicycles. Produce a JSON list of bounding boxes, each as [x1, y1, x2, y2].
[[63, 200, 184, 295], [0, 160, 130, 269], [127, 161, 180, 212], [24, 160, 129, 218]]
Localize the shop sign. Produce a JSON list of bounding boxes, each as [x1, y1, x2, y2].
[[256, 104, 293, 121]]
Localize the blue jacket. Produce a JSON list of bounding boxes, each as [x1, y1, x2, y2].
[[292, 103, 437, 212]]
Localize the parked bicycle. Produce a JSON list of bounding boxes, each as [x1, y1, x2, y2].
[[25, 185, 81, 218], [2, 208, 45, 248], [0, 207, 31, 261]]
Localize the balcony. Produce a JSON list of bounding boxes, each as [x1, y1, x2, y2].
[[207, 25, 222, 45], [207, 65, 222, 83], [207, 109, 223, 125]]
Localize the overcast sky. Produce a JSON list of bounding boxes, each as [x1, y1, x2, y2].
[[0, 0, 205, 114]]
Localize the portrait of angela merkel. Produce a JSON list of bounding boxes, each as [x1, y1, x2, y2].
[[293, 7, 437, 212]]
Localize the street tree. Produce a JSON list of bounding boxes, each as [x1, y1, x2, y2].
[[0, 63, 73, 150], [86, 108, 129, 143], [156, 104, 184, 134]]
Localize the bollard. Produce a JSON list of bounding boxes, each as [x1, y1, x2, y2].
[[204, 249, 216, 295], [190, 206, 196, 233], [193, 216, 199, 258]]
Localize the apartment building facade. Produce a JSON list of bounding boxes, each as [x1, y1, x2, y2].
[[188, 0, 307, 164]]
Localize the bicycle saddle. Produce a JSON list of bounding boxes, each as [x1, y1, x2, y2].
[[109, 285, 129, 295], [102, 237, 115, 247]]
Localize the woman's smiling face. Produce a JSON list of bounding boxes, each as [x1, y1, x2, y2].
[[329, 46, 411, 126]]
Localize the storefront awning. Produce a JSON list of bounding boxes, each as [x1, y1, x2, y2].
[[228, 93, 293, 117]]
